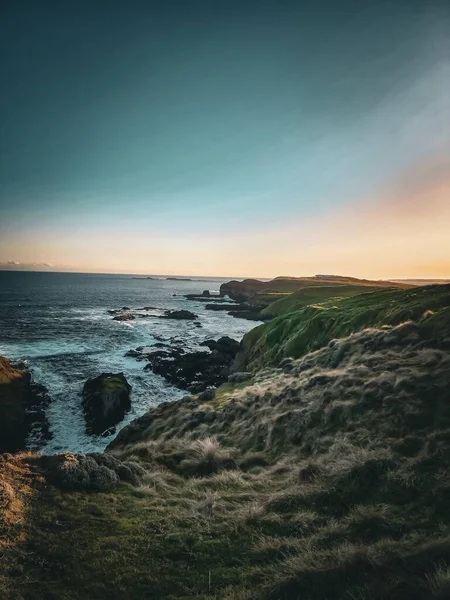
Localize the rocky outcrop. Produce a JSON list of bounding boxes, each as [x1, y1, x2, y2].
[[185, 294, 229, 302], [143, 336, 240, 393], [205, 303, 239, 311], [205, 302, 263, 320], [0, 357, 51, 453], [39, 452, 146, 491], [219, 279, 266, 302], [160, 309, 197, 320], [82, 373, 131, 435], [113, 313, 135, 321]]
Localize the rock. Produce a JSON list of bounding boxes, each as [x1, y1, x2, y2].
[[198, 386, 216, 401], [184, 293, 228, 302], [144, 339, 239, 393], [201, 336, 240, 355], [228, 372, 252, 383], [0, 357, 52, 453], [82, 373, 132, 435], [125, 349, 141, 358], [160, 310, 197, 320], [113, 314, 135, 321], [40, 452, 145, 491], [205, 303, 239, 311]]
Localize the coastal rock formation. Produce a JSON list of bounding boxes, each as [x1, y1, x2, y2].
[[205, 302, 263, 320], [160, 309, 197, 320], [113, 313, 135, 321], [82, 373, 132, 435], [0, 357, 51, 453], [143, 336, 240, 392], [184, 294, 228, 302]]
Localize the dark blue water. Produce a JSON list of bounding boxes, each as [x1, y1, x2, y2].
[[0, 271, 258, 453]]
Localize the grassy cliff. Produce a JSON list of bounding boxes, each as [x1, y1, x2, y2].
[[235, 284, 450, 372], [2, 286, 450, 599], [259, 284, 391, 318]]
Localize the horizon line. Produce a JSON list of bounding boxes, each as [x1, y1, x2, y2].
[[0, 268, 449, 283]]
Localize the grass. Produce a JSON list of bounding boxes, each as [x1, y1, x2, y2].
[[235, 283, 450, 371], [2, 283, 450, 599], [260, 284, 392, 318]]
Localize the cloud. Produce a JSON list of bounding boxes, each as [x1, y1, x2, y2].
[[0, 261, 54, 271]]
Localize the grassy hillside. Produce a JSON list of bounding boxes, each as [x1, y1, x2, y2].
[[220, 275, 411, 305], [235, 284, 450, 372], [260, 284, 391, 318], [2, 301, 450, 599]]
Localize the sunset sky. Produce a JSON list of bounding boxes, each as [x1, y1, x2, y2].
[[1, 0, 449, 278]]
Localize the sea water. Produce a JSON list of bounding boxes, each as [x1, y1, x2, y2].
[[0, 271, 258, 453]]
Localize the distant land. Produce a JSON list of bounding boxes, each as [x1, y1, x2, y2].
[[390, 279, 450, 285]]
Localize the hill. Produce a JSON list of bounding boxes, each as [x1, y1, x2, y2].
[[259, 284, 391, 318], [2, 283, 450, 599], [235, 284, 450, 372], [219, 274, 411, 307]]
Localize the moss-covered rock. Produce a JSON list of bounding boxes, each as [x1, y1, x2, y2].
[[0, 357, 51, 453], [82, 373, 131, 435]]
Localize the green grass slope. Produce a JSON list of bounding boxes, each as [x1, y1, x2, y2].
[[235, 284, 450, 372], [2, 303, 450, 599], [260, 284, 391, 318]]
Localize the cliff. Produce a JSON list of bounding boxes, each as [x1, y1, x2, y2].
[[219, 274, 412, 303], [0, 358, 51, 453], [234, 283, 450, 372], [2, 283, 450, 599], [0, 357, 30, 452]]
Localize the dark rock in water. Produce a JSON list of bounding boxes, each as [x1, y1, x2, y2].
[[228, 309, 263, 321], [82, 373, 131, 435], [160, 309, 197, 320], [166, 277, 192, 281], [205, 303, 238, 311], [184, 293, 227, 302], [113, 313, 135, 321], [144, 336, 240, 393], [125, 349, 141, 358], [0, 356, 52, 453], [201, 336, 240, 354], [204, 302, 262, 321]]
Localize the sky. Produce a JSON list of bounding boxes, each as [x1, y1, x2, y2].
[[0, 0, 449, 278]]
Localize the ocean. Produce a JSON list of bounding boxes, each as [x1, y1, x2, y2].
[[0, 271, 259, 453]]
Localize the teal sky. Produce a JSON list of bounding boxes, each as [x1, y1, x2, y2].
[[0, 0, 449, 276]]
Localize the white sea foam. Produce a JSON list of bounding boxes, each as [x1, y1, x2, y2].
[[0, 274, 259, 453]]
